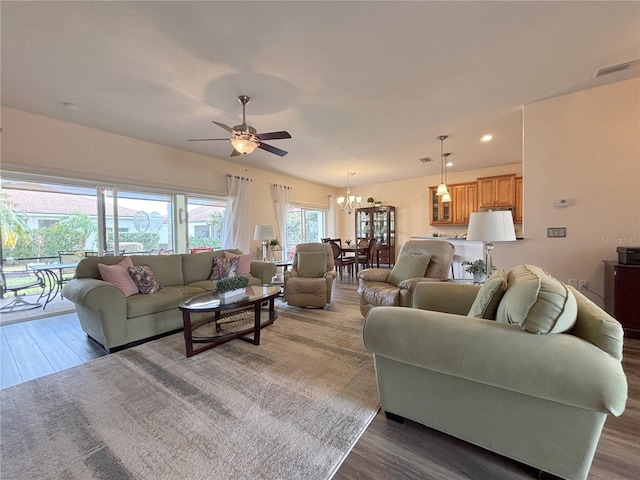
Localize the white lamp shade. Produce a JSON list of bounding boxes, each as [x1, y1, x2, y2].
[[467, 211, 516, 242], [254, 224, 275, 240]]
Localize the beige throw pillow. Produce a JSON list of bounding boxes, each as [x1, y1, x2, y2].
[[496, 264, 577, 334], [467, 270, 508, 319], [297, 251, 327, 278], [387, 253, 431, 287]]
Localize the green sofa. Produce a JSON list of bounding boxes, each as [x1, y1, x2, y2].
[[62, 250, 276, 352], [363, 266, 628, 480]]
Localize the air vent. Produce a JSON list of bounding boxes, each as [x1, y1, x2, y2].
[[419, 157, 433, 163], [595, 59, 639, 77]]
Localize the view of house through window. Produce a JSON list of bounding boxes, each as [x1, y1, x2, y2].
[[186, 196, 226, 250], [286, 206, 325, 259]]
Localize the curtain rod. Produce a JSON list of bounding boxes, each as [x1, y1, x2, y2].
[[226, 174, 252, 182]]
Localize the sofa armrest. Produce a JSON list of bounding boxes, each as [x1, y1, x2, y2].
[[363, 306, 627, 416], [412, 281, 481, 315], [250, 261, 277, 284], [62, 278, 129, 349], [357, 268, 391, 282]]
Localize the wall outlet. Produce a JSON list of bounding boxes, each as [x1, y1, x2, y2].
[[568, 279, 579, 288], [579, 280, 588, 291]]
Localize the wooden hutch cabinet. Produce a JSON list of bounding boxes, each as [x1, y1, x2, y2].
[[355, 206, 396, 266]]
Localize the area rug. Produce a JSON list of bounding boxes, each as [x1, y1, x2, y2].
[[0, 305, 378, 479]]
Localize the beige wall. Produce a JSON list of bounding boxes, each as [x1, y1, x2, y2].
[[514, 78, 640, 304], [0, 107, 335, 255]]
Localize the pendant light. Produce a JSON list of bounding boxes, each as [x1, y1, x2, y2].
[[436, 135, 450, 198], [441, 152, 452, 203]]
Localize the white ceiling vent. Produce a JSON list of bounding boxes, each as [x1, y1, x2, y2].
[[595, 59, 639, 77], [419, 157, 434, 163]]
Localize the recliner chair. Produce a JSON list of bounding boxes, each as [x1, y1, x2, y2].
[[284, 243, 336, 308], [357, 240, 454, 317]]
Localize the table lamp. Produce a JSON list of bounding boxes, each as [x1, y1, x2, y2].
[[466, 211, 516, 276], [254, 224, 275, 261]]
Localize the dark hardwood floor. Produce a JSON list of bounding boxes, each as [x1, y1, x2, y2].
[[1, 277, 638, 479]]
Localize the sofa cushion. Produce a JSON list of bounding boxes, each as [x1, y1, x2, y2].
[[98, 257, 139, 297], [297, 251, 327, 278], [126, 285, 205, 318], [467, 270, 508, 319], [132, 254, 184, 286], [496, 264, 577, 334], [128, 265, 163, 294], [224, 251, 252, 276], [387, 253, 431, 287]]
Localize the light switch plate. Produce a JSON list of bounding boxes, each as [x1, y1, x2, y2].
[[547, 227, 566, 238]]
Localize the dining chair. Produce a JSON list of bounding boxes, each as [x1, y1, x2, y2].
[[358, 238, 378, 270], [329, 240, 354, 279]]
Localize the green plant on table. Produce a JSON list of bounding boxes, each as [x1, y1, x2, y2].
[[269, 239, 281, 249], [462, 259, 495, 275], [215, 275, 249, 294]]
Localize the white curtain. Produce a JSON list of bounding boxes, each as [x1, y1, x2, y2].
[[327, 195, 338, 239], [271, 184, 291, 247], [222, 175, 252, 252]]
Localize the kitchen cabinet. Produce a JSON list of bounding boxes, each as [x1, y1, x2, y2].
[[451, 182, 478, 225], [355, 206, 396, 266], [477, 174, 516, 208], [514, 177, 523, 223], [429, 187, 452, 225], [604, 261, 640, 339]]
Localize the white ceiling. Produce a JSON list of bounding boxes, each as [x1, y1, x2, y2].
[[1, 1, 638, 188]]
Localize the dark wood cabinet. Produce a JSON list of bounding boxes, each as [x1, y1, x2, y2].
[[355, 206, 396, 267], [604, 261, 640, 339]]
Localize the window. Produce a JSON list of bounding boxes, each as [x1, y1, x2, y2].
[[186, 196, 226, 251], [1, 173, 226, 261], [285, 206, 326, 259]]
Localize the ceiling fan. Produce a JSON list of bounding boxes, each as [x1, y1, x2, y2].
[[189, 95, 291, 157]]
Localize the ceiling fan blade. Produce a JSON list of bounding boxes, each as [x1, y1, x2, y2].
[[258, 142, 288, 157], [256, 131, 291, 141], [212, 121, 234, 134], [230, 149, 241, 157], [188, 138, 230, 142]]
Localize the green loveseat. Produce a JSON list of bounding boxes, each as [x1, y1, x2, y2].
[[62, 250, 276, 352], [363, 265, 628, 480]]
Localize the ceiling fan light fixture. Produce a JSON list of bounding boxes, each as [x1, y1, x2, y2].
[[230, 138, 259, 154]]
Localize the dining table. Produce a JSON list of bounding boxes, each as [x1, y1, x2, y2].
[[28, 261, 79, 309], [340, 245, 370, 274]]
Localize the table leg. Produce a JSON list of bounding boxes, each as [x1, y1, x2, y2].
[[182, 310, 195, 357], [253, 301, 261, 345]]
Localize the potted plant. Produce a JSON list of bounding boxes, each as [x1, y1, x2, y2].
[[367, 197, 375, 206], [269, 239, 281, 250], [462, 259, 495, 284], [215, 275, 249, 298]]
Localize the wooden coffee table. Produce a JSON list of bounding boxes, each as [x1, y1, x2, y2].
[[178, 285, 280, 357]]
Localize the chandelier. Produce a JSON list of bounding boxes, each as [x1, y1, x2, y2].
[[436, 135, 452, 203], [337, 171, 362, 214]]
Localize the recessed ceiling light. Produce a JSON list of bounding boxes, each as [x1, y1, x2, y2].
[[481, 134, 493, 142], [62, 102, 79, 111], [446, 162, 454, 167]]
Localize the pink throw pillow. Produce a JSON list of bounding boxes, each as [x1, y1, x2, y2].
[[98, 257, 139, 297], [224, 251, 252, 276]]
